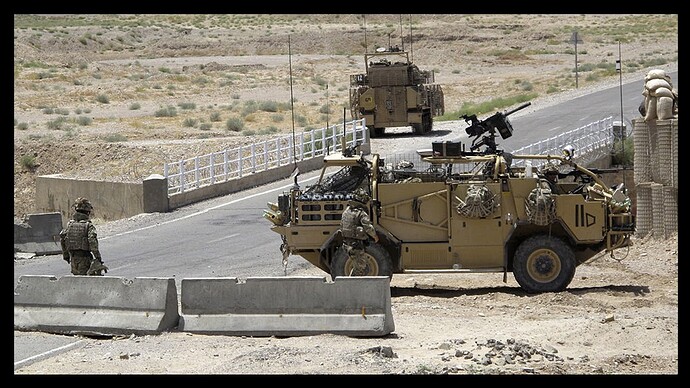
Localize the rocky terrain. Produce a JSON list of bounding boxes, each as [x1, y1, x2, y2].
[[13, 14, 678, 220]]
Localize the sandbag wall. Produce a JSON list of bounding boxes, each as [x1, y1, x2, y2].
[[633, 118, 678, 239]]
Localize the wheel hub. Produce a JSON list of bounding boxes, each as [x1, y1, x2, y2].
[[527, 249, 561, 283], [345, 253, 379, 276]]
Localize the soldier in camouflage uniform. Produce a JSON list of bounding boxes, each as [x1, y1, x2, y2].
[[340, 189, 379, 266], [540, 164, 563, 194], [59, 197, 108, 276]]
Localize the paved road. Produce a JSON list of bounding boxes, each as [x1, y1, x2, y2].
[[13, 70, 677, 370]]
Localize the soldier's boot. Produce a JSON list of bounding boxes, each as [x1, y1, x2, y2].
[[87, 260, 109, 276]]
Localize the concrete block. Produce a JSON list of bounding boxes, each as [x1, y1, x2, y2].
[[179, 276, 394, 337], [14, 275, 180, 336]]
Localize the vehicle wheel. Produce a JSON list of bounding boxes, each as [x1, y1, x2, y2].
[[513, 235, 575, 293], [422, 111, 433, 133], [331, 243, 393, 278]]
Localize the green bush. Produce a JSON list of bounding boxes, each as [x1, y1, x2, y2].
[[259, 100, 278, 112], [154, 106, 177, 117], [225, 117, 245, 132], [103, 133, 128, 142], [129, 102, 141, 110], [20, 154, 38, 170], [183, 118, 198, 127], [76, 116, 92, 126], [178, 102, 196, 110], [96, 94, 109, 104], [611, 137, 634, 166], [46, 117, 69, 130]]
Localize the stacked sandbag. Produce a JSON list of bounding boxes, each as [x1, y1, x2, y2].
[[640, 69, 678, 121]]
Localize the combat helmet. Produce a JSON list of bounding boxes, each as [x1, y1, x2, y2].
[[349, 188, 370, 205], [542, 163, 559, 176], [73, 197, 94, 214]]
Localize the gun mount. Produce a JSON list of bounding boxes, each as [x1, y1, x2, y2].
[[264, 102, 635, 294], [461, 102, 531, 154]]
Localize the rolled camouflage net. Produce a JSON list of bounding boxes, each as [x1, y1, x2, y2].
[[525, 185, 556, 225], [456, 184, 497, 218]]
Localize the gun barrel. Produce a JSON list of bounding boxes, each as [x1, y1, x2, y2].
[[504, 102, 531, 116]]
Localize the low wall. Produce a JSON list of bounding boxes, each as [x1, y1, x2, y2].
[[35, 174, 144, 224], [33, 156, 326, 226], [168, 156, 324, 209], [14, 212, 63, 255]]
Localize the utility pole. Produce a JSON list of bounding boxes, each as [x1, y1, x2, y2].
[[570, 31, 583, 88]]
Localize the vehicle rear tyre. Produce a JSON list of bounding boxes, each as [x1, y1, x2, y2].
[[422, 111, 433, 133], [331, 243, 393, 278], [513, 235, 576, 293]]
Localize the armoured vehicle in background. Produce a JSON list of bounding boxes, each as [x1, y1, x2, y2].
[[349, 46, 444, 138], [263, 103, 635, 293]]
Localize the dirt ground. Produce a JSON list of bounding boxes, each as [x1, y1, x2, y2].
[[13, 15, 678, 375], [14, 232, 678, 375]]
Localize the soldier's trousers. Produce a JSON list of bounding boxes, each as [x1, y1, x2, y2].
[[69, 252, 93, 275]]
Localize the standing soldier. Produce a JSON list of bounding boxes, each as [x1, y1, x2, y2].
[[339, 189, 379, 268], [60, 197, 108, 276]]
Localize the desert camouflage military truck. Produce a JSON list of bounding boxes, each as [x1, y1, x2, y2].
[[349, 46, 444, 138], [264, 103, 635, 293]]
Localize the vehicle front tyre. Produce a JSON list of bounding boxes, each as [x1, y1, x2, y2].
[[513, 235, 576, 293], [331, 243, 393, 278]]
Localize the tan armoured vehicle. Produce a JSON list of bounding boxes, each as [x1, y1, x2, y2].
[[349, 46, 444, 137], [264, 103, 635, 293]]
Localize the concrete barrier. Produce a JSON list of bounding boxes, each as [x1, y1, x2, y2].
[[14, 275, 179, 336], [14, 212, 63, 255], [179, 276, 394, 337]]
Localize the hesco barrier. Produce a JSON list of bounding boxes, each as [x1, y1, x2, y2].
[[633, 118, 678, 238], [179, 276, 394, 337], [14, 275, 395, 337], [14, 275, 180, 336]]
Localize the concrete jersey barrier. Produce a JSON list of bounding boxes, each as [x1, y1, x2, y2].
[[179, 276, 395, 337], [14, 275, 180, 336]]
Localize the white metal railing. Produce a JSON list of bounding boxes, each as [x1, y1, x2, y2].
[[163, 117, 616, 195], [382, 116, 616, 172], [164, 119, 367, 195], [510, 116, 615, 168]]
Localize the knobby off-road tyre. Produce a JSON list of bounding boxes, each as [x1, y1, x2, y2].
[[513, 234, 576, 293], [331, 243, 393, 278], [370, 127, 385, 138], [422, 111, 433, 133]]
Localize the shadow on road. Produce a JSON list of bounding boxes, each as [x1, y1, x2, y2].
[[390, 284, 650, 298]]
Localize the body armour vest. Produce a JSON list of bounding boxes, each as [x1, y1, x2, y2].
[[66, 220, 91, 251], [341, 207, 368, 240]]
